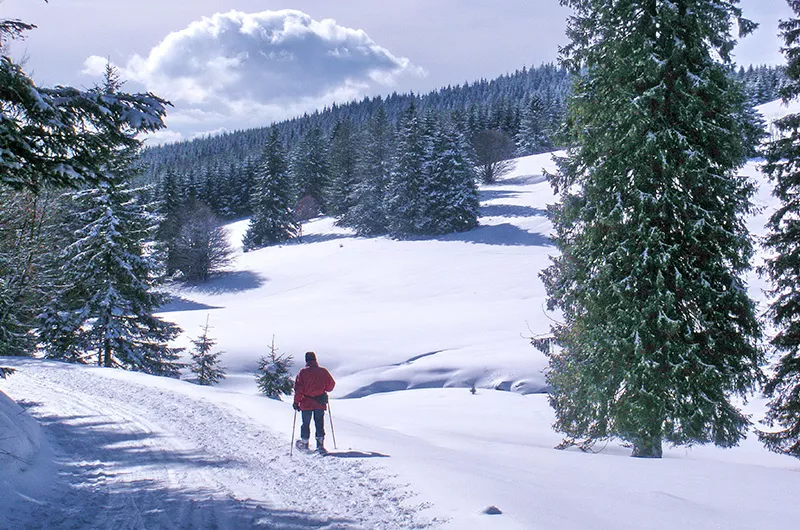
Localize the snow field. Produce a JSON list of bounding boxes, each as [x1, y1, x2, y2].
[[3, 101, 800, 528]]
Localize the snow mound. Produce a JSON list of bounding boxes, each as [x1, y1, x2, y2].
[[0, 388, 47, 504]]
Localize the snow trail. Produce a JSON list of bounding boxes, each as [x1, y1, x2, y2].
[[1, 360, 432, 529]]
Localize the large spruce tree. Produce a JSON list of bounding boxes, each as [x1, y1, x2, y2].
[[760, 0, 800, 459], [243, 128, 298, 251], [291, 126, 330, 214], [39, 66, 182, 376], [338, 107, 394, 235], [543, 0, 763, 457], [328, 120, 361, 217], [387, 102, 427, 237], [420, 119, 480, 235]]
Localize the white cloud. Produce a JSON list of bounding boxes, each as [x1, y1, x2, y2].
[[84, 10, 424, 137], [143, 129, 185, 146]]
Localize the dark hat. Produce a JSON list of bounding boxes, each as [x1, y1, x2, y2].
[[305, 351, 317, 363]]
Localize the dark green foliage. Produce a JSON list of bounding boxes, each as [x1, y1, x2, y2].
[[543, 0, 763, 457], [328, 120, 361, 217], [1, 19, 170, 364], [516, 94, 553, 156], [243, 128, 298, 251], [759, 0, 800, 459], [38, 67, 183, 377], [255, 338, 294, 399], [136, 62, 781, 224], [387, 102, 427, 236], [189, 317, 226, 386], [420, 118, 480, 234], [338, 108, 394, 235], [155, 169, 185, 276], [291, 126, 331, 214], [0, 24, 167, 193]]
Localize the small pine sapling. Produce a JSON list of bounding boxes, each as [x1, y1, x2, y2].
[[190, 316, 226, 386], [255, 336, 294, 399]]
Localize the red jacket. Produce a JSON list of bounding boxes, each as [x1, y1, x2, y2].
[[294, 361, 335, 411]]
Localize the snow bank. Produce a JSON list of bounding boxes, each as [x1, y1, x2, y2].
[[0, 387, 48, 508]]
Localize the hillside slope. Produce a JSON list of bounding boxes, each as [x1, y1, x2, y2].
[[2, 99, 800, 529]]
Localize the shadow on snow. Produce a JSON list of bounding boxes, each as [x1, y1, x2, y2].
[[157, 295, 221, 313], [6, 400, 359, 530], [183, 270, 267, 295], [480, 203, 547, 218], [434, 223, 552, 247], [325, 450, 389, 459]]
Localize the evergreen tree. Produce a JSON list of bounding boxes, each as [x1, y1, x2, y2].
[[255, 337, 294, 399], [0, 21, 168, 193], [291, 126, 330, 214], [38, 66, 183, 376], [760, 0, 800, 459], [387, 102, 427, 236], [543, 0, 763, 458], [328, 120, 361, 217], [155, 168, 185, 276], [516, 94, 553, 156], [189, 316, 226, 386], [338, 108, 394, 235], [420, 119, 480, 234], [243, 128, 298, 251]]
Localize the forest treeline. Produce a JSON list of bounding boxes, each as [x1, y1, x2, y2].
[[138, 63, 787, 223]]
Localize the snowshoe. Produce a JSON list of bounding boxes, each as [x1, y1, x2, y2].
[[295, 439, 310, 452]]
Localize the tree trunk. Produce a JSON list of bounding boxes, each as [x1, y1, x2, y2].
[[631, 435, 663, 458], [103, 341, 112, 368]]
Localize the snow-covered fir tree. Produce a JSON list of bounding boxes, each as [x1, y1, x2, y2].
[[420, 118, 480, 235], [760, 0, 800, 459], [338, 107, 394, 235], [243, 128, 298, 251], [327, 120, 361, 217], [155, 168, 185, 276], [39, 66, 183, 376], [0, 22, 168, 193], [255, 337, 294, 399], [189, 316, 226, 386], [516, 93, 553, 156], [543, 0, 763, 458], [291, 126, 331, 215], [387, 102, 427, 236]]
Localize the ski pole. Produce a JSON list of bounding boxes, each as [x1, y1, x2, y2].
[[327, 400, 338, 450], [290, 409, 297, 456]]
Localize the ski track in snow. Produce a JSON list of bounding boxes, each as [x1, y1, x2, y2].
[[2, 362, 433, 530]]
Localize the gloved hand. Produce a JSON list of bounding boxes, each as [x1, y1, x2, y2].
[[293, 403, 300, 411]]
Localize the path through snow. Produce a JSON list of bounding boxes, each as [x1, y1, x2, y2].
[[1, 360, 433, 529]]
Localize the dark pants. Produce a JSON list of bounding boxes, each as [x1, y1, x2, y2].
[[301, 409, 325, 440]]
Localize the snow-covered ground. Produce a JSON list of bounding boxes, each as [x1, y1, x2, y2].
[[2, 100, 800, 529]]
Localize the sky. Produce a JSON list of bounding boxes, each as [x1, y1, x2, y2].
[[2, 0, 794, 143]]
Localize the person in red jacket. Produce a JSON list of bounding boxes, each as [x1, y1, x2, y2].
[[293, 351, 335, 453]]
